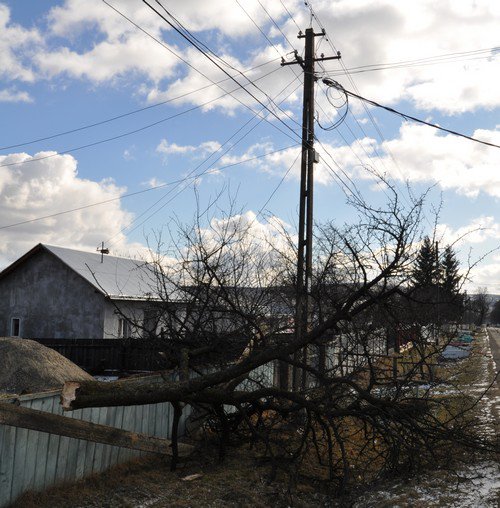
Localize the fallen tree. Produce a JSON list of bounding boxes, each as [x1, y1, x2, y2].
[[62, 188, 497, 491]]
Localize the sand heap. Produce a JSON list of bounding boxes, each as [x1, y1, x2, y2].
[[0, 337, 92, 395]]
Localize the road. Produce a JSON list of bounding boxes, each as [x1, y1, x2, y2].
[[488, 327, 500, 388], [486, 328, 500, 438]]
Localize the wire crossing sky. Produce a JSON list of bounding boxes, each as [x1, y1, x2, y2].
[[1, 0, 500, 292]]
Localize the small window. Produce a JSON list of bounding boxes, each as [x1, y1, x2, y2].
[[118, 318, 130, 338], [11, 318, 20, 337]]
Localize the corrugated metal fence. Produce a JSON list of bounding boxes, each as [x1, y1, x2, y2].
[[0, 390, 191, 507]]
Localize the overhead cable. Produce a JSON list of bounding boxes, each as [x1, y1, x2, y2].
[[0, 66, 285, 170], [142, 0, 302, 139], [323, 78, 500, 150], [0, 57, 280, 152], [0, 144, 298, 231], [105, 0, 302, 143]]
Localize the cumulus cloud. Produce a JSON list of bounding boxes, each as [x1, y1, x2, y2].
[[0, 88, 33, 103], [197, 210, 294, 282], [141, 177, 165, 188], [469, 255, 500, 293], [0, 151, 140, 267], [323, 123, 500, 198], [300, 0, 500, 114], [3, 0, 500, 116], [0, 4, 41, 82], [32, 0, 181, 83]]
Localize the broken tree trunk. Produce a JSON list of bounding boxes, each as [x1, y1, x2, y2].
[[0, 402, 193, 457]]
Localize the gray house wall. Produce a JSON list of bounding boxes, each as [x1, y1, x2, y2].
[[0, 250, 107, 339], [103, 300, 147, 339]]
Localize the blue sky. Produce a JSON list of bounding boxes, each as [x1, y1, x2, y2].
[[1, 0, 500, 292]]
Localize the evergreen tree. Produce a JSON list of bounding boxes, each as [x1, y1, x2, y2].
[[440, 245, 461, 295], [439, 245, 463, 322], [412, 236, 438, 288]]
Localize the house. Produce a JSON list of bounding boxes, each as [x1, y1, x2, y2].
[[0, 243, 162, 339]]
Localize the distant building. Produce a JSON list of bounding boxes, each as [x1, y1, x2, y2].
[[0, 243, 162, 339]]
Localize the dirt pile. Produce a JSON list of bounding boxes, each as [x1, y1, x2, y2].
[[0, 337, 92, 395]]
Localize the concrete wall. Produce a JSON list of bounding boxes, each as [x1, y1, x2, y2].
[[0, 250, 106, 339], [103, 299, 146, 339]]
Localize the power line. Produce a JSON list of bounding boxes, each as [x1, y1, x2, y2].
[[0, 66, 285, 170], [234, 0, 365, 204], [256, 0, 296, 51], [155, 0, 303, 134], [235, 0, 287, 60], [305, 0, 426, 220], [106, 77, 304, 246], [280, 0, 301, 32], [0, 145, 298, 232], [0, 57, 279, 152], [142, 0, 302, 140], [105, 0, 302, 143], [235, 0, 357, 206], [323, 79, 500, 150], [321, 46, 500, 76]]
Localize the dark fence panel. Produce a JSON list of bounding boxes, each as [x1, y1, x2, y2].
[[32, 338, 167, 373]]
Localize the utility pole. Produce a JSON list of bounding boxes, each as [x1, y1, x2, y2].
[[282, 29, 341, 390]]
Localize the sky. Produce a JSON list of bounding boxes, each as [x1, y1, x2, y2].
[[1, 0, 500, 292]]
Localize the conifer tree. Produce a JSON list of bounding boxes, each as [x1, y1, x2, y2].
[[412, 236, 438, 288], [439, 245, 463, 322], [440, 245, 461, 295]]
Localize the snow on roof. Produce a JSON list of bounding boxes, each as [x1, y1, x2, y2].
[[42, 244, 157, 299]]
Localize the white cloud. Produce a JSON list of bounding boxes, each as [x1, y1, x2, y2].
[[467, 258, 500, 294], [36, 34, 179, 84], [282, 0, 500, 114], [324, 123, 500, 198], [32, 0, 181, 83], [436, 216, 500, 246], [0, 88, 33, 103], [0, 151, 140, 267], [142, 177, 165, 188], [197, 210, 294, 282], [3, 0, 500, 116], [156, 138, 222, 157], [123, 147, 135, 161], [0, 4, 41, 82]]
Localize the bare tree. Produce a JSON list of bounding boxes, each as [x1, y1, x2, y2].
[[63, 187, 497, 493], [466, 287, 491, 326]]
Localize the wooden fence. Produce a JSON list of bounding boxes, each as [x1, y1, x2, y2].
[[0, 390, 191, 507]]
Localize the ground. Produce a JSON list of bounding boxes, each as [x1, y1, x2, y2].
[[13, 329, 500, 508]]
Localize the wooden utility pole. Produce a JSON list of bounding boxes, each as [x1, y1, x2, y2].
[[282, 29, 341, 390]]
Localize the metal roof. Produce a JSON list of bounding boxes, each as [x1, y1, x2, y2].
[[42, 244, 158, 299], [0, 243, 164, 300]]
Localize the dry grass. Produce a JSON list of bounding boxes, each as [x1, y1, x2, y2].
[[13, 442, 333, 508]]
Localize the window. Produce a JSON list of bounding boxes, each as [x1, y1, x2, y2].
[[118, 318, 130, 338], [11, 318, 20, 337]]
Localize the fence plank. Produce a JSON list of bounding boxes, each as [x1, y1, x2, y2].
[[0, 425, 16, 507]]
